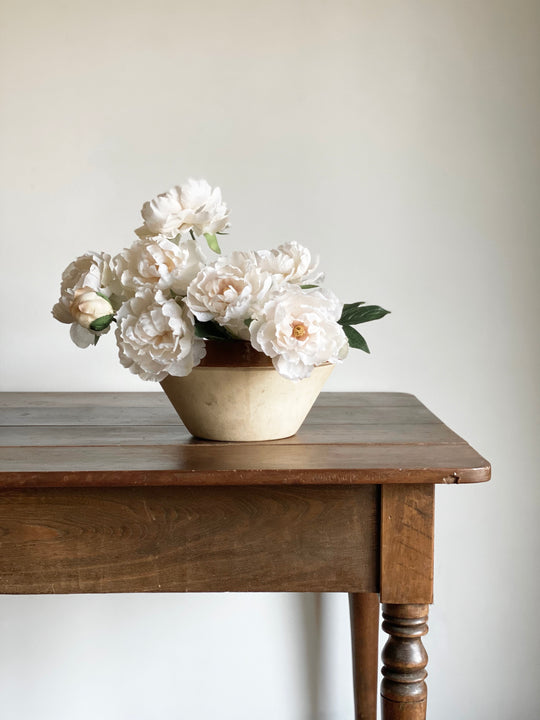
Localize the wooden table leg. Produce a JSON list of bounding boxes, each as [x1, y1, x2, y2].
[[380, 603, 429, 720], [349, 592, 379, 720]]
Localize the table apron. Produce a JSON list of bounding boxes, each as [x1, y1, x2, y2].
[[0, 485, 379, 595]]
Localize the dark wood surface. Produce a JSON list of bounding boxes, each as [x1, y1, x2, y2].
[[0, 485, 378, 594], [0, 392, 490, 488], [380, 485, 434, 604], [381, 604, 429, 719], [350, 593, 380, 720]]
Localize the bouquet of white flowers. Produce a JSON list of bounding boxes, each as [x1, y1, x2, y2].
[[52, 179, 389, 382]]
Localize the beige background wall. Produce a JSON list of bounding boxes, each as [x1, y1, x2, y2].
[[1, 1, 539, 718]]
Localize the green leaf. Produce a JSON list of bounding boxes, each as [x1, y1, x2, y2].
[[244, 318, 253, 328], [89, 314, 114, 332], [204, 233, 221, 254], [194, 319, 234, 340], [300, 284, 318, 290], [342, 325, 370, 353], [93, 335, 100, 346], [338, 301, 365, 324], [95, 291, 112, 304], [339, 304, 390, 326]]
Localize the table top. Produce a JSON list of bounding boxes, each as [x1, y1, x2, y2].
[[0, 392, 490, 488]]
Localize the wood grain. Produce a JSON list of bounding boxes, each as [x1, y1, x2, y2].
[[380, 486, 434, 604], [0, 392, 490, 486], [0, 392, 453, 428], [0, 443, 490, 488], [381, 604, 429, 720], [0, 391, 420, 409], [350, 593, 380, 720], [0, 402, 442, 428], [0, 485, 379, 594], [0, 421, 464, 447]]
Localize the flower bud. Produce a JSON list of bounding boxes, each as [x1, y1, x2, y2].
[[70, 288, 113, 329]]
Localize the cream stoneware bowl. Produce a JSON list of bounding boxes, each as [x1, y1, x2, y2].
[[160, 341, 333, 442]]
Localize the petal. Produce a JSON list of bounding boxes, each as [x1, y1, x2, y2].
[[69, 323, 96, 348], [52, 301, 73, 324]]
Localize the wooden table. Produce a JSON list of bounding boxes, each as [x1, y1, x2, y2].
[[0, 392, 490, 719]]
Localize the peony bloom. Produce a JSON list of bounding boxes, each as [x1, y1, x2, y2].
[[69, 288, 113, 329], [115, 288, 205, 382], [113, 234, 204, 297], [185, 251, 276, 339], [249, 286, 348, 380], [254, 241, 324, 286], [179, 178, 230, 236], [138, 187, 184, 238], [52, 251, 116, 348], [136, 179, 230, 239]]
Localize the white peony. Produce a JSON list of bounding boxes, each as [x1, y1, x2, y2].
[[185, 251, 277, 339], [138, 187, 184, 238], [113, 234, 204, 297], [52, 251, 116, 348], [249, 286, 348, 380], [116, 288, 205, 382], [136, 179, 230, 239], [179, 178, 230, 236], [254, 241, 324, 285]]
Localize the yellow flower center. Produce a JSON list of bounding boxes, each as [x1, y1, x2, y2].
[[291, 322, 308, 341]]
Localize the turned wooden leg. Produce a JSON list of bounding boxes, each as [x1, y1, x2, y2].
[[381, 603, 429, 720], [349, 593, 379, 720]]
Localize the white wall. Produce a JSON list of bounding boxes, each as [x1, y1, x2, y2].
[[1, 1, 539, 717]]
